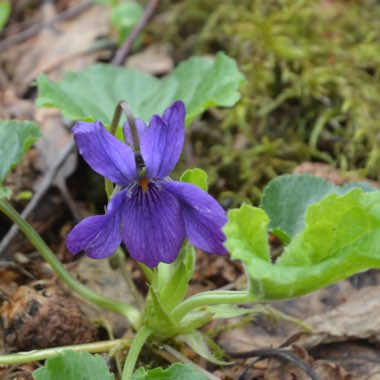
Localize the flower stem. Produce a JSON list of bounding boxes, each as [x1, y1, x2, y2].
[[119, 101, 140, 153], [171, 290, 255, 322], [0, 198, 141, 329], [109, 100, 124, 136], [105, 100, 126, 198], [105, 100, 145, 196], [122, 325, 152, 380], [0, 339, 129, 365], [108, 99, 142, 155], [119, 101, 146, 177]]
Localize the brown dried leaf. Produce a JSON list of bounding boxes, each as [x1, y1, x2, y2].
[[293, 162, 379, 188], [311, 342, 380, 380], [5, 3, 109, 94], [33, 109, 78, 221], [126, 43, 174, 75], [219, 323, 285, 354], [69, 257, 136, 335], [285, 286, 380, 349]]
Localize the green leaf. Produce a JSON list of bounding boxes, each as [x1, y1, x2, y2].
[[36, 52, 244, 126], [145, 289, 177, 339], [156, 245, 195, 312], [195, 304, 260, 319], [0, 187, 11, 199], [32, 350, 114, 380], [260, 174, 336, 238], [157, 262, 188, 310], [180, 168, 208, 191], [132, 363, 207, 380], [0, 120, 41, 184], [0, 1, 10, 31], [225, 204, 270, 262], [14, 190, 33, 201], [178, 331, 229, 365], [260, 174, 375, 238], [225, 189, 380, 300]]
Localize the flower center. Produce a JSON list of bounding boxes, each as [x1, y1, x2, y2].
[[139, 177, 149, 192]]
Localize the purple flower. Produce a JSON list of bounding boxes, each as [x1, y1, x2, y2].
[[66, 101, 227, 267]]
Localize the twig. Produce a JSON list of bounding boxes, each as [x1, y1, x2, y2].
[[0, 139, 75, 256], [0, 260, 35, 279], [0, 1, 93, 51], [111, 0, 161, 66], [235, 357, 262, 380], [229, 348, 320, 380]]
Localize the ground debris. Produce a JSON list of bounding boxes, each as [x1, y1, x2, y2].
[[294, 162, 379, 188], [0, 279, 95, 352], [217, 273, 380, 379], [285, 285, 380, 348], [262, 345, 351, 380]]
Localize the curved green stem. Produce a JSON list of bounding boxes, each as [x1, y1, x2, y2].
[[119, 101, 140, 153], [105, 100, 125, 198], [122, 325, 152, 380], [0, 339, 129, 365], [0, 198, 141, 329], [171, 290, 255, 322]]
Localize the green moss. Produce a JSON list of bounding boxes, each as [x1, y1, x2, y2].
[[155, 0, 380, 204]]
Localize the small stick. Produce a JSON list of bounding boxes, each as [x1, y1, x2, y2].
[[229, 348, 320, 380], [111, 0, 161, 66], [0, 140, 75, 256]]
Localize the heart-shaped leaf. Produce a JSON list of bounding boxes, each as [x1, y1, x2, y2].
[[180, 168, 208, 191], [225, 189, 380, 300], [32, 350, 114, 380], [0, 120, 41, 184], [260, 174, 376, 239], [36, 52, 244, 126]]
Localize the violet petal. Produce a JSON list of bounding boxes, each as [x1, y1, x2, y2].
[[66, 190, 125, 259], [123, 101, 186, 178], [121, 182, 185, 267], [73, 121, 137, 186], [163, 181, 227, 255]]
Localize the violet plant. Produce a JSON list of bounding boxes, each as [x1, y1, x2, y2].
[[66, 101, 226, 266], [1, 53, 380, 380]]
